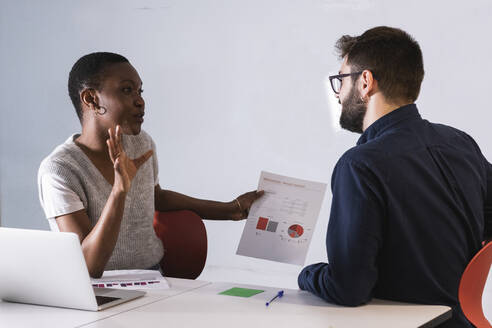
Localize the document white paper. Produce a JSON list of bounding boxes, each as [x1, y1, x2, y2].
[[91, 269, 170, 290], [237, 171, 327, 265]]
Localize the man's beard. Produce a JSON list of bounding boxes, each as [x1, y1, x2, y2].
[[339, 86, 367, 134]]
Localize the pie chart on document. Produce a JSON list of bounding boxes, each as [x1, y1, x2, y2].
[[287, 224, 304, 238]]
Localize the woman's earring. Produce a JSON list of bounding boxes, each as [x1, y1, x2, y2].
[[95, 104, 107, 115]]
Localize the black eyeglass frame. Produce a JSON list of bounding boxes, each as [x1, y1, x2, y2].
[[328, 71, 364, 94]]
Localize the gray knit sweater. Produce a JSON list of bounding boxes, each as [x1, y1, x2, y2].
[[38, 130, 164, 270]]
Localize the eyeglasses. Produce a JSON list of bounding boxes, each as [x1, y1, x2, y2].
[[328, 71, 363, 94]]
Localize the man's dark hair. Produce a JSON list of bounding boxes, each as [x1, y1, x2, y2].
[[335, 26, 424, 103], [68, 52, 129, 121]]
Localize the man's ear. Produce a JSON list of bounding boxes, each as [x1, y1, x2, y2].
[[360, 70, 377, 98], [80, 88, 98, 110]]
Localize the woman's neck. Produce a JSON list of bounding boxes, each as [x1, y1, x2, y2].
[[76, 124, 109, 154]]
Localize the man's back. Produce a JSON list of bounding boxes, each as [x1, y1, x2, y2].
[[364, 105, 488, 324], [298, 104, 491, 327]]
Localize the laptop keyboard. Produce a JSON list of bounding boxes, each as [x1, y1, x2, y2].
[[96, 295, 120, 306]]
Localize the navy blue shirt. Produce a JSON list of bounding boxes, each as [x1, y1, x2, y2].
[[298, 104, 492, 327]]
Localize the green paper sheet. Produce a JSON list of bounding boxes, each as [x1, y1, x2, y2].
[[219, 287, 264, 298]]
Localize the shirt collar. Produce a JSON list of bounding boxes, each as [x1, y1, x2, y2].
[[357, 103, 421, 145]]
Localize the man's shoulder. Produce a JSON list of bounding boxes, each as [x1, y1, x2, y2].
[[336, 121, 483, 173], [335, 134, 406, 174], [340, 136, 387, 163], [424, 120, 483, 155], [336, 144, 379, 172], [427, 120, 470, 138]]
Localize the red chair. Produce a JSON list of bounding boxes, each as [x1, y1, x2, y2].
[[153, 210, 208, 280], [459, 241, 492, 328]]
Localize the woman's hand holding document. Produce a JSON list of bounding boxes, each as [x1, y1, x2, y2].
[[236, 171, 327, 265]]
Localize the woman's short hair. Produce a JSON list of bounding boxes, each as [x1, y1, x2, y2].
[[335, 26, 424, 104], [68, 52, 129, 121]]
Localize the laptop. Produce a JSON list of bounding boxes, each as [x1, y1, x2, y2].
[[0, 227, 145, 311]]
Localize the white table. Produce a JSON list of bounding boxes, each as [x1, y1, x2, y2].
[[0, 278, 451, 328], [0, 278, 209, 328]]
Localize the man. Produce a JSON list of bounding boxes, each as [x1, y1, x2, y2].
[[298, 26, 492, 327]]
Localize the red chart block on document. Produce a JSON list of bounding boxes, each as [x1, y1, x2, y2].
[[256, 217, 269, 230]]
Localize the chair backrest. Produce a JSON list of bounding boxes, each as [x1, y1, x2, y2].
[[459, 241, 492, 328], [153, 210, 207, 279]]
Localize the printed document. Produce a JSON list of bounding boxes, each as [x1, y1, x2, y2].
[[237, 171, 327, 265], [91, 270, 170, 290]]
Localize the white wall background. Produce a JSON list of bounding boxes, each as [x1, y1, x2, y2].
[[1, 1, 491, 315]]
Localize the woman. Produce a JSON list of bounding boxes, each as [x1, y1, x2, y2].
[[38, 52, 262, 278]]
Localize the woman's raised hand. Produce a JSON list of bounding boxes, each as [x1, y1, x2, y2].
[[107, 125, 153, 193]]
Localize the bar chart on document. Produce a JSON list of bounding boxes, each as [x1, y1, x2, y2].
[[237, 171, 327, 265]]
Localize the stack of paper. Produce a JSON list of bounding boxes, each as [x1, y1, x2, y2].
[[91, 269, 170, 290]]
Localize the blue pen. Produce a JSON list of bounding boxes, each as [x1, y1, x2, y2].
[[265, 290, 284, 306]]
